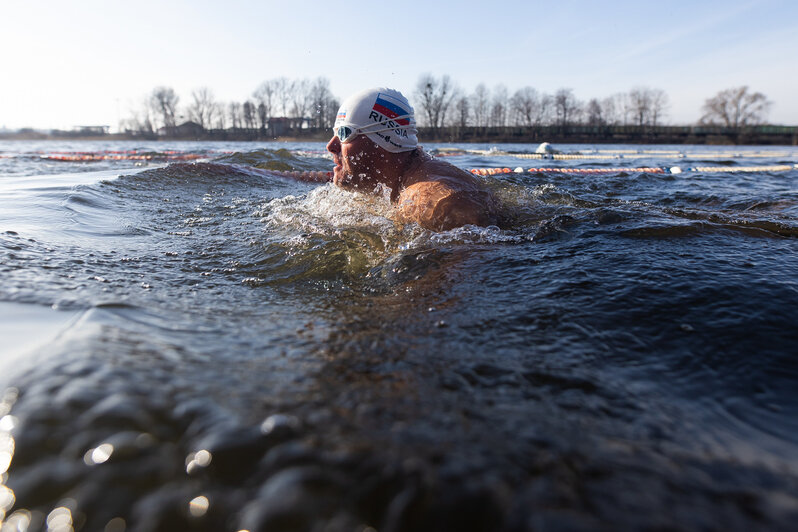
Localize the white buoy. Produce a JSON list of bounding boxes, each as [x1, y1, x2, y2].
[[670, 166, 683, 174], [514, 167, 524, 173], [535, 142, 555, 154]]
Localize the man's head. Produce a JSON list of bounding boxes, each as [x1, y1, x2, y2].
[[327, 87, 418, 190], [333, 87, 418, 153]]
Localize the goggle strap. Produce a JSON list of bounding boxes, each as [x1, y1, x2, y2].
[[356, 114, 413, 133], [335, 113, 414, 135]]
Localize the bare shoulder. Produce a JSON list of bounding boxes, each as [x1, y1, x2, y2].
[[396, 159, 498, 231]]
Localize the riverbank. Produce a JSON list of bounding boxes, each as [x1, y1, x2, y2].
[[2, 124, 796, 145]]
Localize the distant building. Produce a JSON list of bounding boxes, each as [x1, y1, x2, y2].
[[47, 126, 110, 138], [268, 117, 313, 136], [71, 126, 110, 135], [268, 117, 291, 136], [157, 121, 205, 138]]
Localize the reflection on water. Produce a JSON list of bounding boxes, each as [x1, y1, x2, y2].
[[1, 143, 797, 530]]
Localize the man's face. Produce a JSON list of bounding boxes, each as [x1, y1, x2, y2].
[[326, 134, 384, 191]]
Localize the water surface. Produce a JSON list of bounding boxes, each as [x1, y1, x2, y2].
[[1, 140, 797, 531]]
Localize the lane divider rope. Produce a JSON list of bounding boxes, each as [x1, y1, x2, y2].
[[435, 149, 794, 160], [39, 153, 208, 162], [470, 165, 796, 175]]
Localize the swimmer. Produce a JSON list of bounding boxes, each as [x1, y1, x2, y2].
[[325, 87, 498, 231]]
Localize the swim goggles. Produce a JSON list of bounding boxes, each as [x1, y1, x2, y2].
[[333, 114, 413, 144], [335, 125, 360, 143]]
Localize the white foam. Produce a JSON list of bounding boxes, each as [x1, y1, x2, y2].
[[256, 183, 525, 259], [257, 184, 401, 237]]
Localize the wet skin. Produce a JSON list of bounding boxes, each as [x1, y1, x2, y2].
[[326, 135, 498, 231]]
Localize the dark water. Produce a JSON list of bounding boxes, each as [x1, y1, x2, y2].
[[1, 141, 798, 531]]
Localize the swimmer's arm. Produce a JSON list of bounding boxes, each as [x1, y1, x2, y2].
[[397, 182, 496, 231], [255, 167, 331, 183], [432, 192, 497, 231]]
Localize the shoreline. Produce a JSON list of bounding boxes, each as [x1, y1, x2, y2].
[[2, 125, 797, 146]]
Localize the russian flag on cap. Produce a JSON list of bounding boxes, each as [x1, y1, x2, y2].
[[372, 93, 410, 125]]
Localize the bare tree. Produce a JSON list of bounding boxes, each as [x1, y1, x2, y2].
[[510, 87, 541, 127], [619, 93, 635, 126], [187, 87, 215, 129], [308, 77, 337, 129], [586, 98, 603, 126], [257, 102, 268, 131], [649, 89, 669, 126], [602, 92, 632, 126], [628, 87, 652, 128], [627, 87, 669, 127], [700, 86, 771, 129], [415, 74, 456, 129], [539, 93, 555, 126], [273, 77, 293, 117], [254, 76, 338, 131], [289, 78, 312, 128], [212, 102, 226, 130], [489, 85, 509, 127], [471, 84, 489, 128], [454, 96, 470, 128], [228, 102, 242, 129], [441, 87, 464, 128], [124, 96, 155, 134], [600, 95, 622, 125], [150, 86, 179, 129], [253, 80, 276, 125], [323, 96, 340, 129], [554, 88, 580, 128], [242, 101, 256, 129]]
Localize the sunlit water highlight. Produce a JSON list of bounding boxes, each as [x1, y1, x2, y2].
[[1, 140, 797, 531]]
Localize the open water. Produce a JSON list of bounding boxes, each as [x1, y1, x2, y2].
[[1, 140, 797, 531]]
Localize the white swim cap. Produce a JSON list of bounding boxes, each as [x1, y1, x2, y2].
[[334, 87, 418, 153]]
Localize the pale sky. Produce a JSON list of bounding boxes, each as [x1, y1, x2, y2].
[[1, 0, 796, 131]]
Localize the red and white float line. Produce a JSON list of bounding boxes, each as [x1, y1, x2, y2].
[[470, 165, 796, 175]]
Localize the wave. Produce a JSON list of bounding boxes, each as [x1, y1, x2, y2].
[[214, 148, 331, 172]]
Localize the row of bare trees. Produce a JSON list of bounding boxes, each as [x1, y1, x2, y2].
[[415, 74, 671, 131], [414, 74, 773, 132], [122, 77, 339, 135], [122, 74, 774, 137]]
